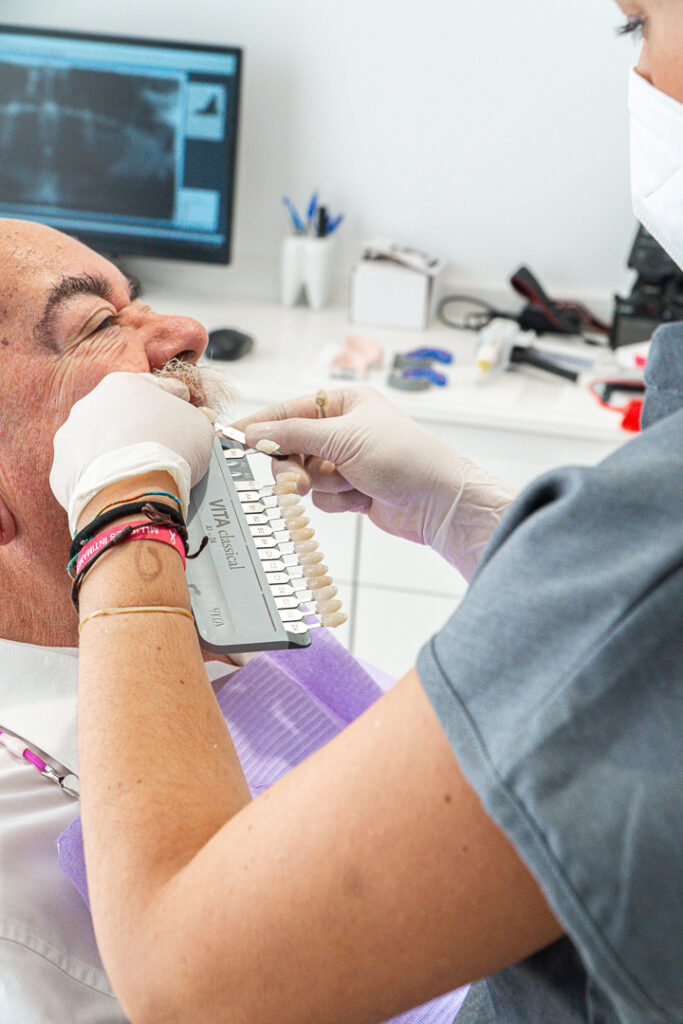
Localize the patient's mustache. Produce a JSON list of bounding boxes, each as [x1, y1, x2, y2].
[[153, 358, 236, 414]]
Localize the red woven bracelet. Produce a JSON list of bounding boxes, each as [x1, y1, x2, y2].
[[75, 521, 187, 578]]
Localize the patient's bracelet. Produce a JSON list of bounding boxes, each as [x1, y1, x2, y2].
[[74, 522, 187, 578], [70, 500, 186, 562], [70, 522, 187, 610], [96, 490, 182, 516], [79, 605, 195, 634]]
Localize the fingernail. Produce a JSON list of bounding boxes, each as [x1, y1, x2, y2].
[[151, 377, 191, 401]]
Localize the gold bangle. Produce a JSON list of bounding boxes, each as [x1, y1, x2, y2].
[[78, 605, 195, 634]]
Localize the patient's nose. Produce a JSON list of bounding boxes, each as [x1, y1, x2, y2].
[[144, 313, 208, 370]]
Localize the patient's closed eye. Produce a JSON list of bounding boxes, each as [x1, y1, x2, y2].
[[93, 315, 118, 332]]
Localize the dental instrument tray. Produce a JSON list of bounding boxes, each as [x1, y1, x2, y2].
[[186, 434, 344, 654]]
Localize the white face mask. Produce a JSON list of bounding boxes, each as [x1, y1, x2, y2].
[[629, 67, 683, 270]]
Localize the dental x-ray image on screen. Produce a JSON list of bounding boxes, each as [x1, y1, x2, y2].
[[0, 65, 179, 220], [0, 26, 241, 263]]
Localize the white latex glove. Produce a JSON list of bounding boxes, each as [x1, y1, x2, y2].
[[50, 372, 216, 535], [234, 387, 516, 582]]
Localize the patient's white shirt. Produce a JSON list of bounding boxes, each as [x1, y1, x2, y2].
[[0, 638, 128, 1024]]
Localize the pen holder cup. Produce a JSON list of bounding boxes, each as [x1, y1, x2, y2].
[[281, 235, 336, 310]]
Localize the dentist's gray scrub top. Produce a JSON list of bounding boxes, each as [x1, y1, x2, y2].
[[417, 323, 683, 1024]]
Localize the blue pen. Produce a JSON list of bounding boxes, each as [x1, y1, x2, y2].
[[325, 213, 345, 235], [306, 191, 319, 230], [282, 196, 305, 234]]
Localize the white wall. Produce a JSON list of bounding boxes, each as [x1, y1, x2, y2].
[[0, 0, 638, 297]]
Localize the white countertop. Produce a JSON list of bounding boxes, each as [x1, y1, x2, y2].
[[144, 288, 630, 444]]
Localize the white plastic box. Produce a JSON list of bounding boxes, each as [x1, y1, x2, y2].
[[350, 241, 446, 330]]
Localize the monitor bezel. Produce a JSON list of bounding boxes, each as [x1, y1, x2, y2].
[[0, 22, 242, 264]]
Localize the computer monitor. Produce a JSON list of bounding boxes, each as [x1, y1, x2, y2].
[[0, 24, 242, 264]]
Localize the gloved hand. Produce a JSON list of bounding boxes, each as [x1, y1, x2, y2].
[[234, 387, 516, 581], [50, 372, 216, 536]]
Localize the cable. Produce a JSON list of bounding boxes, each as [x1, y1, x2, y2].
[[437, 294, 517, 332]]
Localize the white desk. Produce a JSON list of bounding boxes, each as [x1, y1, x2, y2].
[[146, 289, 630, 677]]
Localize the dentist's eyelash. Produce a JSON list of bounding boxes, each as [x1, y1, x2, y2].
[[616, 17, 645, 38]]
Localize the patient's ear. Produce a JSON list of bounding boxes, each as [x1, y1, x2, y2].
[[0, 495, 16, 545]]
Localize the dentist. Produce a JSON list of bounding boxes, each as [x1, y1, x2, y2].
[[62, 3, 682, 1023]]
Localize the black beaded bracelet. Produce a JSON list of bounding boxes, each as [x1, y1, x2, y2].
[[69, 500, 185, 562]]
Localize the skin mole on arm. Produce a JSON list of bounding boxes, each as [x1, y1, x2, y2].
[[342, 864, 367, 900]]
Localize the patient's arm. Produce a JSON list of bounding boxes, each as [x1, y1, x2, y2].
[[77, 480, 560, 1024]]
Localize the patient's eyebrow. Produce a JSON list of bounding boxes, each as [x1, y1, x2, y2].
[[33, 273, 135, 351]]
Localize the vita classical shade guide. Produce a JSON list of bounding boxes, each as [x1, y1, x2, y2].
[[185, 434, 347, 654]]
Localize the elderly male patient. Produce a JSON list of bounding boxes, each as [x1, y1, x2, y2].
[[0, 218, 213, 1021]]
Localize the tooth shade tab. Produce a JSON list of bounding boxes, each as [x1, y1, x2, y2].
[[299, 550, 324, 566], [279, 608, 304, 622], [304, 564, 328, 579], [277, 493, 300, 508], [294, 539, 319, 554], [316, 599, 342, 614], [276, 471, 302, 486], [284, 515, 310, 531], [274, 480, 297, 496], [255, 439, 281, 455], [290, 527, 315, 542], [308, 575, 332, 590], [312, 584, 337, 602], [321, 612, 347, 628], [282, 504, 305, 519], [287, 621, 315, 635]]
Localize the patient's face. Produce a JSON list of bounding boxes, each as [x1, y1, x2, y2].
[[0, 218, 209, 529]]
